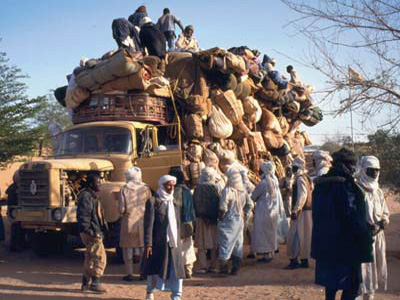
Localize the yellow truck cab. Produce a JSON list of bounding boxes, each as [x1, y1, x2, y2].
[[8, 118, 182, 254]]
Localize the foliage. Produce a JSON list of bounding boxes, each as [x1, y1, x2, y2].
[[0, 51, 44, 167], [35, 93, 71, 149], [282, 0, 400, 129], [366, 130, 400, 188]]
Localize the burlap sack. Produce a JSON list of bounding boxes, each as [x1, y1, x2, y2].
[[76, 49, 143, 90], [185, 114, 204, 140], [97, 67, 151, 93], [229, 121, 251, 140], [226, 52, 247, 74], [213, 90, 244, 125], [65, 74, 90, 109], [208, 105, 233, 139], [188, 143, 203, 162], [261, 108, 284, 149]]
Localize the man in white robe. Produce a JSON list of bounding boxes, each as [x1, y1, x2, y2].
[[356, 156, 390, 300], [251, 161, 284, 262], [285, 156, 313, 269]]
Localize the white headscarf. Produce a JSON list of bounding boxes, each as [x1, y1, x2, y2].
[[226, 165, 245, 192], [125, 167, 143, 184], [260, 161, 278, 197], [293, 156, 305, 174], [156, 175, 178, 248], [312, 150, 332, 175], [239, 167, 255, 194], [199, 167, 218, 184], [356, 156, 380, 191]]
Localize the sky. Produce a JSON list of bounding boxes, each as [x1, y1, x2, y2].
[[0, 0, 381, 145]]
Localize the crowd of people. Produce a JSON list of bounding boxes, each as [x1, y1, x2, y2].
[[112, 5, 200, 61], [76, 146, 390, 300]]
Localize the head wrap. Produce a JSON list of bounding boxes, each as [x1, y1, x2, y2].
[[293, 156, 305, 171], [199, 167, 218, 184], [184, 25, 194, 32], [125, 167, 142, 184], [332, 147, 357, 177], [226, 165, 245, 192], [260, 161, 276, 176], [356, 156, 380, 191], [222, 150, 236, 165], [156, 174, 178, 248], [313, 150, 332, 176], [140, 16, 152, 27], [240, 167, 255, 194], [137, 5, 146, 13]]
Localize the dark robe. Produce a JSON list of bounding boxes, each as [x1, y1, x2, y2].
[[311, 167, 374, 290], [142, 193, 186, 279], [139, 23, 167, 59]]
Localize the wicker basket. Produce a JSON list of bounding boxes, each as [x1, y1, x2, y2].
[[72, 93, 171, 124]]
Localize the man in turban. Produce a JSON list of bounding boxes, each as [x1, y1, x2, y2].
[[119, 167, 151, 281], [218, 165, 253, 275], [312, 150, 333, 179], [285, 156, 313, 269], [193, 167, 221, 274], [142, 175, 185, 300], [312, 148, 374, 300], [356, 156, 390, 300], [252, 161, 286, 262]]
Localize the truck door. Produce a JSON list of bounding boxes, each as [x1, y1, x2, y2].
[[135, 123, 183, 191]]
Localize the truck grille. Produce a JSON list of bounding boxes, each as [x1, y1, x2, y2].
[[19, 170, 50, 206]]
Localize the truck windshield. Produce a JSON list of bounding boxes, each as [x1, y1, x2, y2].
[[54, 126, 132, 156]]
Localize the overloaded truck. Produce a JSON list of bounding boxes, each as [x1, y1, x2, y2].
[[7, 47, 322, 253], [8, 92, 184, 253]]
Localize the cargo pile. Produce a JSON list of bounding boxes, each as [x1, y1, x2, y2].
[[55, 46, 323, 183]]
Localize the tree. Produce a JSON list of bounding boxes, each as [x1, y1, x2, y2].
[[0, 50, 45, 167], [366, 130, 400, 188], [35, 92, 71, 150], [282, 0, 400, 129]]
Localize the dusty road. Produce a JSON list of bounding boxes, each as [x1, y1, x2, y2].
[[0, 194, 399, 300]]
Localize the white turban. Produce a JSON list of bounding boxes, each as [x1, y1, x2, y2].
[[140, 16, 152, 27], [156, 174, 178, 249], [312, 150, 332, 176], [222, 150, 236, 165], [125, 167, 142, 183], [199, 167, 218, 184], [260, 161, 276, 176], [356, 156, 380, 191], [293, 156, 305, 170], [158, 175, 177, 187], [226, 165, 245, 192]]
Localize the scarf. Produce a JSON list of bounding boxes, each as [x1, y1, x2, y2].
[[356, 156, 380, 192], [157, 175, 178, 248], [260, 161, 278, 197]]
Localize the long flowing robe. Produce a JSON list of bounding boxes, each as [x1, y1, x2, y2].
[[358, 188, 389, 295], [287, 173, 312, 259], [251, 176, 280, 253], [119, 182, 151, 248]]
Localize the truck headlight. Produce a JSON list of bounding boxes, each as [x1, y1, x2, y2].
[[52, 208, 63, 221], [8, 208, 17, 219]]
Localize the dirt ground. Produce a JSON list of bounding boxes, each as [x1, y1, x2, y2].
[[0, 194, 399, 300]]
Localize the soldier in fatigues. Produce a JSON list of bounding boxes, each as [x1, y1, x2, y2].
[[77, 172, 107, 293]]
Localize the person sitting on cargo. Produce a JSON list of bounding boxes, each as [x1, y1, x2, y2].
[[128, 5, 147, 28], [175, 25, 200, 53], [112, 18, 142, 53], [139, 17, 167, 59], [156, 8, 184, 51]]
